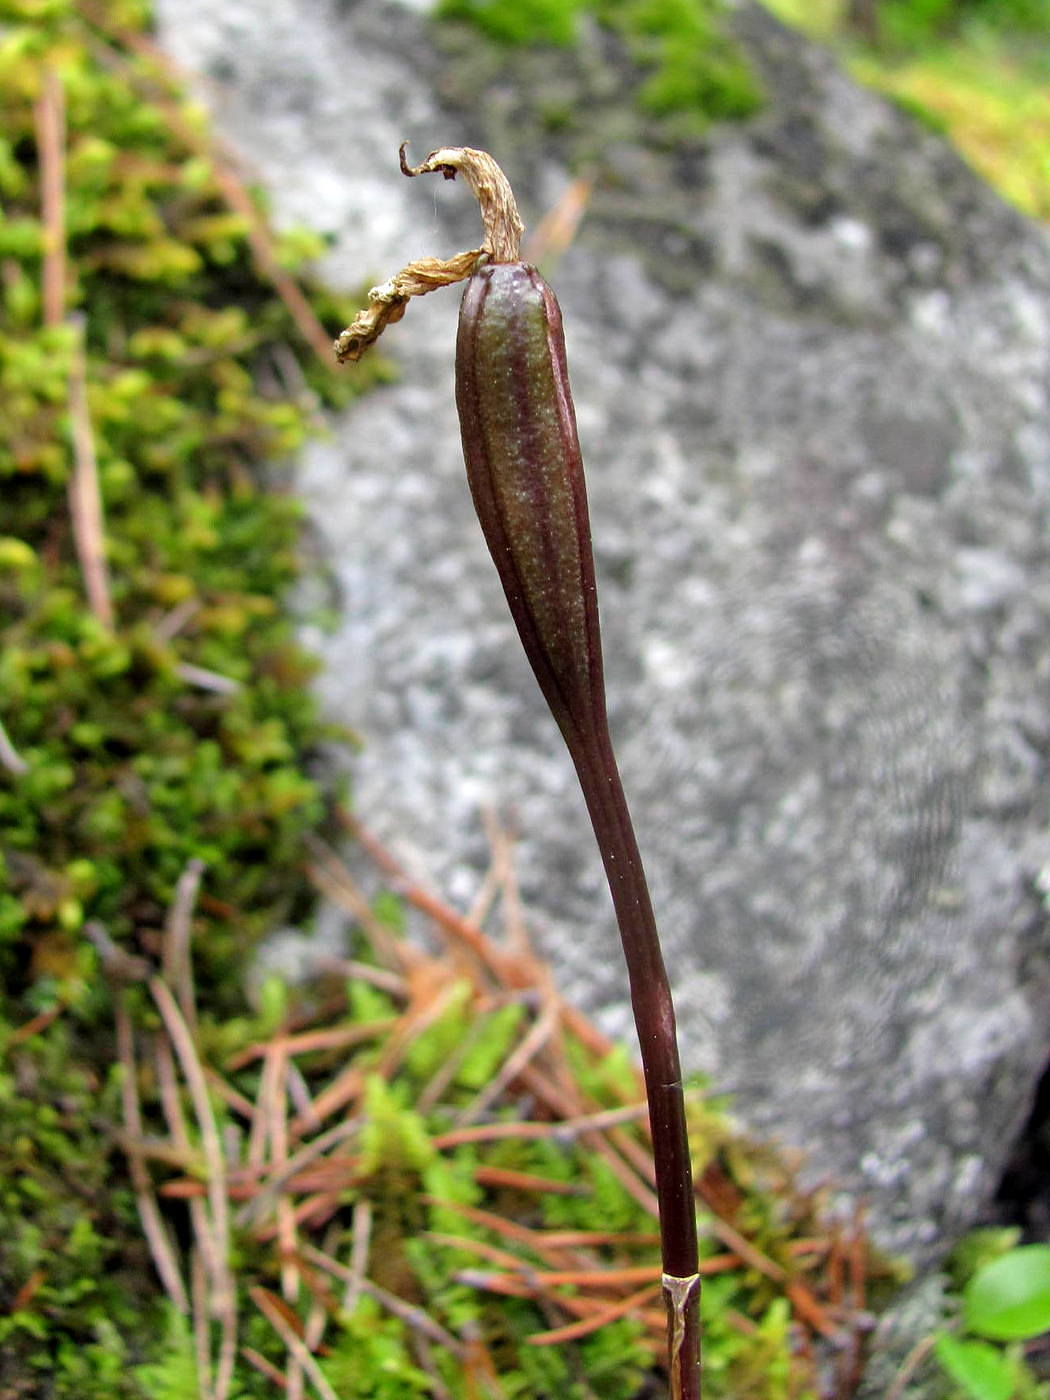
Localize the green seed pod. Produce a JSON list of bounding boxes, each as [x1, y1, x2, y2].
[[455, 261, 606, 750]]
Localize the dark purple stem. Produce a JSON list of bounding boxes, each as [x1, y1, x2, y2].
[[456, 261, 700, 1399]]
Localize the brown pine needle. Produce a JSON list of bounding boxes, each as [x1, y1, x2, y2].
[[155, 1038, 223, 1323], [424, 1232, 538, 1276], [421, 1198, 585, 1267], [431, 1101, 651, 1150], [336, 809, 519, 986], [532, 1228, 662, 1249], [527, 1281, 663, 1347], [204, 1067, 257, 1121], [343, 1197, 372, 1315], [241, 1347, 289, 1389], [227, 1020, 395, 1072], [454, 990, 560, 1127], [521, 176, 594, 267], [236, 1118, 361, 1230], [286, 1060, 319, 1130], [471, 1165, 588, 1197], [8, 1005, 62, 1046], [304, 834, 407, 971], [270, 1049, 300, 1305], [151, 976, 237, 1399], [190, 1248, 214, 1400], [250, 1287, 341, 1400], [291, 1062, 364, 1135]]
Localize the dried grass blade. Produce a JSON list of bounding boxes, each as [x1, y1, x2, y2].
[[454, 992, 559, 1127], [0, 717, 29, 778], [151, 976, 237, 1399], [34, 65, 65, 327], [164, 857, 204, 1027], [67, 316, 114, 628], [115, 999, 189, 1312], [299, 1245, 465, 1357], [236, 1118, 361, 1229]]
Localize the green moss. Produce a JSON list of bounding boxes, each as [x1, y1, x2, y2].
[[0, 1021, 154, 1398], [435, 0, 763, 128], [0, 0, 387, 1018], [761, 0, 1050, 223], [436, 0, 587, 45], [0, 0, 386, 1387]]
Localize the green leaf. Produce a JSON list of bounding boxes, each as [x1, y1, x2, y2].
[[964, 1245, 1050, 1342], [935, 1335, 1015, 1400]]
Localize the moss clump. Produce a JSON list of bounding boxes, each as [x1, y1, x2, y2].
[[434, 0, 763, 129], [0, 0, 385, 1017], [0, 0, 384, 1386], [762, 0, 1050, 223], [0, 1020, 153, 1398]]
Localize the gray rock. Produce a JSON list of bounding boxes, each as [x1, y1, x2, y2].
[[154, 0, 1050, 1263]]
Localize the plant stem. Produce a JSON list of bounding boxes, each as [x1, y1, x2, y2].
[[335, 144, 703, 1397], [565, 725, 701, 1400]]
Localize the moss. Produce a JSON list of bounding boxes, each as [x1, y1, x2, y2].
[[0, 0, 386, 1019], [761, 0, 1050, 224], [435, 0, 763, 131], [0, 1020, 155, 1398], [0, 0, 384, 1387]]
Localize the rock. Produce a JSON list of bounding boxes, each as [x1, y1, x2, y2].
[[153, 0, 1050, 1262]]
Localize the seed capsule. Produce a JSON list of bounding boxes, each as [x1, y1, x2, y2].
[[334, 150, 701, 1396], [455, 261, 607, 748]]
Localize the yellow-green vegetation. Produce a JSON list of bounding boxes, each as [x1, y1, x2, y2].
[[0, 0, 376, 1389], [761, 0, 1050, 223], [0, 0, 380, 1016], [434, 0, 763, 128]]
